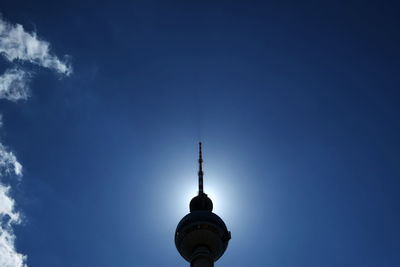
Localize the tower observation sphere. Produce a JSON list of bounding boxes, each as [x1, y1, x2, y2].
[[175, 143, 231, 267]]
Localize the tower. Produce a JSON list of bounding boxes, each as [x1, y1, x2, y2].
[[175, 143, 231, 267]]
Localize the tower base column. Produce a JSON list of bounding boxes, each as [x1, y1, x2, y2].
[[190, 246, 214, 267]]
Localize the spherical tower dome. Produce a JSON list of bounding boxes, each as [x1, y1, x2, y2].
[[175, 143, 231, 267], [189, 192, 213, 212]]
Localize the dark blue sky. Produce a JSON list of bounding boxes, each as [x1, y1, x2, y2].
[[1, 1, 400, 266]]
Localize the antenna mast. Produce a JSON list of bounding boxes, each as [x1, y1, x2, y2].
[[198, 142, 204, 194]]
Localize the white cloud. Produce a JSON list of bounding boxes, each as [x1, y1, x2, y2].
[[0, 115, 25, 266], [0, 68, 30, 102], [0, 223, 27, 267], [0, 143, 22, 177], [0, 15, 72, 102], [0, 146, 26, 267], [0, 16, 72, 75]]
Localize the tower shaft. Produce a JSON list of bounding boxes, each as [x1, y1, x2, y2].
[[191, 259, 213, 267], [190, 246, 214, 267]]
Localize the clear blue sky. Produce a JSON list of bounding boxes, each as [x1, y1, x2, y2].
[[1, 1, 400, 266]]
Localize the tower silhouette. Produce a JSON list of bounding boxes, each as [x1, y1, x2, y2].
[[175, 143, 231, 267]]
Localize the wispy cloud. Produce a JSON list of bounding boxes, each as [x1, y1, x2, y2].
[[0, 136, 26, 267], [0, 15, 72, 102], [0, 182, 26, 267], [0, 16, 72, 75], [0, 68, 30, 101], [0, 15, 72, 267], [0, 143, 22, 177]]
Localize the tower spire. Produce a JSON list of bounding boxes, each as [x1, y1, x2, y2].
[[198, 142, 204, 194]]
